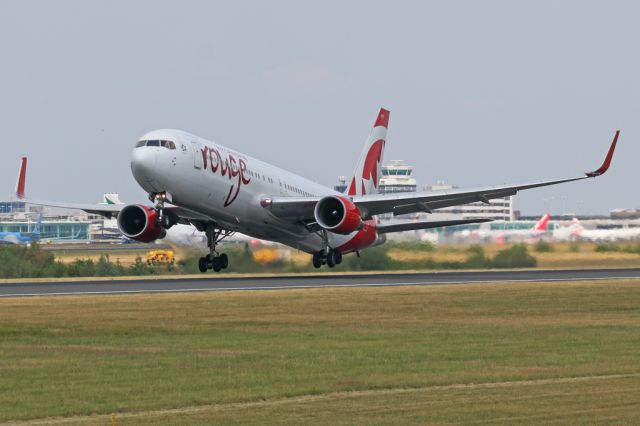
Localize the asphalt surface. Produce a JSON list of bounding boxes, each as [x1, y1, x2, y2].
[[1, 269, 639, 298]]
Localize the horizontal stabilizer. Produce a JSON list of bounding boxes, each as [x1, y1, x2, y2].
[[377, 218, 492, 234]]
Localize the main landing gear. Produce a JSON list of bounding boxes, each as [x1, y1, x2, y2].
[[312, 248, 343, 268], [198, 223, 233, 273], [312, 230, 343, 268]]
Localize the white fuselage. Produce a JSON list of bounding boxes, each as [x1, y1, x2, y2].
[[131, 129, 360, 253], [553, 222, 640, 242]]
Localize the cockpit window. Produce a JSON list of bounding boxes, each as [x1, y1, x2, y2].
[[160, 140, 176, 149], [135, 139, 176, 149]]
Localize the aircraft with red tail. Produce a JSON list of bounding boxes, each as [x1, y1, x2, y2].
[[14, 109, 619, 271]]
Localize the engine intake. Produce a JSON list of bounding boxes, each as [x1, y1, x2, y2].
[[314, 195, 363, 235], [117, 204, 166, 243]]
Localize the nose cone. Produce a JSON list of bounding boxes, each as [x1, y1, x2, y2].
[[131, 148, 158, 191]]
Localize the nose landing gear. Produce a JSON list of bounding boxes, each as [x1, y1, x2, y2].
[[150, 192, 179, 229], [198, 223, 233, 273]]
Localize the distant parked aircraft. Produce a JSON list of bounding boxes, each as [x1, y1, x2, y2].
[[452, 213, 550, 243], [554, 218, 640, 241], [0, 215, 41, 244]]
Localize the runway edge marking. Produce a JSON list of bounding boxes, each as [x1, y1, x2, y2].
[[1, 275, 640, 298]]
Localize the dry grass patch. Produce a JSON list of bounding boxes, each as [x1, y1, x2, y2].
[[387, 248, 467, 263]]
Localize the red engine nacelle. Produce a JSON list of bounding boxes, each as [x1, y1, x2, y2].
[[336, 219, 380, 253], [117, 204, 167, 243], [314, 195, 363, 235]]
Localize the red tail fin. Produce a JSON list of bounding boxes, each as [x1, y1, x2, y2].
[[347, 108, 390, 196], [16, 157, 27, 199], [532, 213, 550, 231]]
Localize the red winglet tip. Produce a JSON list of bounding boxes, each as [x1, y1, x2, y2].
[[585, 130, 619, 177], [374, 108, 390, 128], [16, 157, 27, 199]]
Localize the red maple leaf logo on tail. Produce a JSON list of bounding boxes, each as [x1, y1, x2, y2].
[[361, 139, 385, 188]]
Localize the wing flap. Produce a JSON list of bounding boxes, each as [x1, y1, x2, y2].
[[261, 197, 319, 220], [377, 218, 492, 234]]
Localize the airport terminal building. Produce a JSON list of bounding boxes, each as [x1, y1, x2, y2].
[[0, 219, 91, 242]]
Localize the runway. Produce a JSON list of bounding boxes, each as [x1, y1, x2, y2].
[[1, 268, 639, 298]]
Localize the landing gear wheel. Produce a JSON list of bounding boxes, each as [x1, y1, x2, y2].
[[334, 250, 343, 265], [212, 257, 222, 272], [219, 253, 229, 269], [198, 257, 208, 273], [312, 252, 323, 269], [327, 250, 336, 268], [201, 223, 235, 272]]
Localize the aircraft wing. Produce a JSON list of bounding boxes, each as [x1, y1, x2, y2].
[[17, 198, 124, 217], [376, 218, 492, 234], [17, 198, 211, 223], [14, 158, 211, 223], [264, 130, 619, 220]]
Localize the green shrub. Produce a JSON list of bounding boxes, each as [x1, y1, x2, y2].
[[621, 243, 640, 255], [67, 258, 96, 277], [0, 243, 58, 278], [128, 256, 155, 275], [533, 241, 554, 253], [464, 245, 490, 269], [95, 254, 125, 276], [343, 246, 392, 271], [492, 244, 537, 268], [595, 243, 620, 253], [569, 242, 581, 253]]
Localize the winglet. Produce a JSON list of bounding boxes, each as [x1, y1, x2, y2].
[[15, 157, 27, 199], [374, 108, 390, 129], [585, 130, 619, 177]]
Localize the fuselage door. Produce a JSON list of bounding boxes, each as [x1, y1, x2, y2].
[[191, 141, 203, 169]]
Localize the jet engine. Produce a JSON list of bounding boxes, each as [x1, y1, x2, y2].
[[314, 195, 363, 235], [117, 204, 167, 243]]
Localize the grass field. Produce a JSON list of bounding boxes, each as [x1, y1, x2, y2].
[[1, 280, 640, 424], [43, 240, 640, 274], [388, 241, 640, 269]]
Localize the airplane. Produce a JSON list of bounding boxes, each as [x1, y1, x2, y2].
[[0, 215, 41, 244], [454, 213, 551, 243], [554, 218, 640, 242], [13, 108, 619, 272]]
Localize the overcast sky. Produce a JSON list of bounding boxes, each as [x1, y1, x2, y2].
[[1, 1, 637, 215]]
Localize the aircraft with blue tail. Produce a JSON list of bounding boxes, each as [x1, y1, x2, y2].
[[0, 215, 41, 244]]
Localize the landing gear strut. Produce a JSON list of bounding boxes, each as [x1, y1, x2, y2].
[[198, 223, 233, 273], [312, 230, 342, 269], [150, 192, 178, 229]]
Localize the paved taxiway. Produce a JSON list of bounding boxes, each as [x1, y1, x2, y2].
[[1, 269, 639, 298]]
